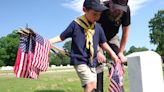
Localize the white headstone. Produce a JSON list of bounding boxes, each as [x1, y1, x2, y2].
[[127, 51, 164, 92], [1, 66, 13, 70]]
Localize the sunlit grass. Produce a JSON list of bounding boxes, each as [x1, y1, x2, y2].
[[0, 66, 163, 92]]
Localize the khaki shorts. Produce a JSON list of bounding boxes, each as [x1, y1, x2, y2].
[[74, 64, 97, 87]]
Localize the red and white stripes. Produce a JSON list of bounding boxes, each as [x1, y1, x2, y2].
[[14, 34, 50, 79]]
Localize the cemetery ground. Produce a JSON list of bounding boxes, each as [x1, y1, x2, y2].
[[0, 65, 164, 92]]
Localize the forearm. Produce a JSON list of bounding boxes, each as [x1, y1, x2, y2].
[[100, 42, 121, 63], [119, 26, 129, 53], [100, 42, 117, 58], [49, 35, 63, 44]]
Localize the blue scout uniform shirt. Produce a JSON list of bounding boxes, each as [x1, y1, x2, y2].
[[60, 21, 107, 67]]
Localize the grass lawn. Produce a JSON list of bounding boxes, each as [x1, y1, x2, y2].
[[0, 66, 163, 92], [0, 68, 127, 92]]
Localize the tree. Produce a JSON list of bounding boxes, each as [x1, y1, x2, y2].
[[62, 40, 71, 65], [0, 30, 19, 66], [63, 40, 72, 53], [49, 50, 70, 66], [125, 46, 148, 55], [49, 52, 62, 66], [0, 48, 6, 66], [49, 52, 56, 65], [149, 10, 164, 56], [60, 55, 70, 66]]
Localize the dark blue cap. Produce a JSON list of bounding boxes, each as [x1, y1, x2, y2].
[[83, 0, 107, 12]]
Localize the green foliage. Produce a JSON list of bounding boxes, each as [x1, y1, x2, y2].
[[149, 10, 164, 56], [125, 46, 148, 55], [49, 52, 70, 66], [49, 52, 56, 65], [49, 52, 62, 66], [0, 30, 19, 66], [53, 55, 62, 66], [0, 48, 7, 66], [60, 55, 70, 66], [0, 60, 5, 66], [56, 53, 70, 66], [63, 40, 71, 53]]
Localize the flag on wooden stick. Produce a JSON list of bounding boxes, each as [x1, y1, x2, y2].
[[14, 35, 30, 78], [14, 29, 50, 79], [108, 62, 124, 92]]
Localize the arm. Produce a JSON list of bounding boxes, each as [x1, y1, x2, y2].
[[119, 26, 129, 53], [97, 46, 106, 63], [118, 6, 131, 63], [100, 42, 120, 63], [49, 21, 75, 45], [118, 25, 129, 62], [49, 36, 64, 50], [49, 35, 63, 44]]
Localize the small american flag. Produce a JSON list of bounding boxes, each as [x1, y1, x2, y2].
[[14, 35, 30, 78], [32, 34, 50, 71], [108, 62, 124, 92], [14, 33, 50, 79]]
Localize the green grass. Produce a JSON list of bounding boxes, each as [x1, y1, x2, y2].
[[0, 69, 81, 92], [0, 68, 128, 92], [0, 66, 163, 92]]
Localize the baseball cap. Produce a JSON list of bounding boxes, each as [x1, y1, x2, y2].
[[103, 0, 128, 12], [113, 0, 128, 5], [113, 4, 128, 12], [112, 0, 128, 12], [83, 0, 108, 12]]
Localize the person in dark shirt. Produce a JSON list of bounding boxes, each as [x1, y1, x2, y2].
[[49, 0, 121, 92], [97, 0, 131, 92]]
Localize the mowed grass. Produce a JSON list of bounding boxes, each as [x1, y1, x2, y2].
[[0, 66, 163, 92]]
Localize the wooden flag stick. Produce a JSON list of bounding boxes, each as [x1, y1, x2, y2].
[[50, 45, 70, 56]]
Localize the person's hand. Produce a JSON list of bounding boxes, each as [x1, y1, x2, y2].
[[97, 51, 106, 63], [109, 51, 121, 64], [118, 52, 127, 64], [111, 54, 121, 64]]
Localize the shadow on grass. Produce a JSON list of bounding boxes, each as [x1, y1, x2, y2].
[[34, 89, 65, 92]]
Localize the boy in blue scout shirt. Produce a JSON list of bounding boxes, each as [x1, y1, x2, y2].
[[49, 0, 120, 92]]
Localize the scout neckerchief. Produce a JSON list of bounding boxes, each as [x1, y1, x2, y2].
[[74, 15, 95, 63]]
